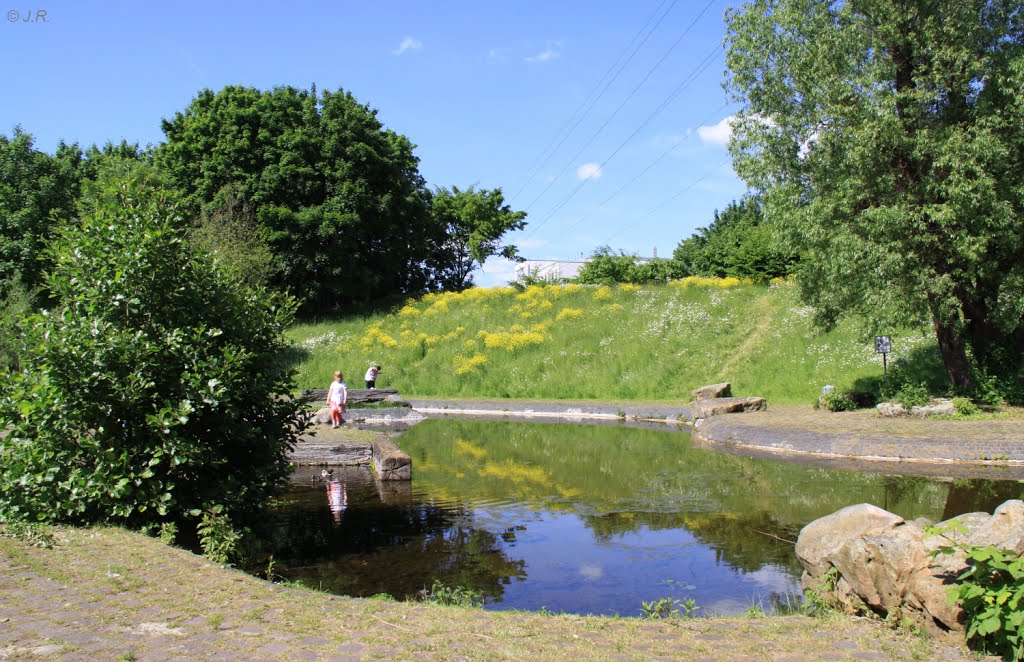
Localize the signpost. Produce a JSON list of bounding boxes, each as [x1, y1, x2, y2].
[[875, 335, 891, 382]]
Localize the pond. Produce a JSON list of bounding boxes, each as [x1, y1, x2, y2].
[[262, 418, 1024, 617]]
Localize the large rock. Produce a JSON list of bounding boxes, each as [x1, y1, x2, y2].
[[795, 503, 904, 585], [911, 399, 957, 418], [876, 402, 908, 417], [690, 396, 766, 419], [796, 499, 1024, 639], [691, 382, 731, 399]]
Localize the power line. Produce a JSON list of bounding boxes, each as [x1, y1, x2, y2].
[[521, 0, 720, 215], [524, 43, 723, 239], [508, 0, 679, 204], [543, 103, 731, 245], [602, 156, 733, 246]]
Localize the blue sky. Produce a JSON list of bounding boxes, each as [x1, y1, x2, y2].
[[1, 0, 746, 286]]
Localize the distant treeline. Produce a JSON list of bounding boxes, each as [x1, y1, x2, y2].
[[532, 196, 799, 287]]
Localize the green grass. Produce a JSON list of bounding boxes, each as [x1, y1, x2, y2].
[[287, 280, 939, 405]]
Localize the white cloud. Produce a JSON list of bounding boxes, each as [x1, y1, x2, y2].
[[525, 41, 561, 63], [697, 115, 735, 145], [576, 162, 603, 181], [392, 37, 422, 56]]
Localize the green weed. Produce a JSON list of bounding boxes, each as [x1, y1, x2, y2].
[[417, 580, 484, 608]]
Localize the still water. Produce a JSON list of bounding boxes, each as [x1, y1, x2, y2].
[[265, 418, 1023, 617]]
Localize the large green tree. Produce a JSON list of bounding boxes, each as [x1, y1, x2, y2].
[[428, 185, 527, 290], [0, 173, 303, 532], [725, 0, 1024, 388], [157, 85, 438, 312], [0, 128, 82, 292]]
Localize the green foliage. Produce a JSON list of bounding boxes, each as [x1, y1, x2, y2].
[[886, 382, 932, 410], [157, 85, 440, 313], [0, 175, 304, 534], [803, 567, 842, 616], [0, 128, 83, 291], [189, 185, 275, 288], [641, 597, 700, 619], [725, 0, 1024, 390], [673, 196, 797, 281], [197, 506, 243, 565], [509, 268, 565, 291], [822, 391, 857, 412], [951, 397, 981, 418], [417, 580, 485, 608], [575, 246, 682, 285], [0, 278, 34, 370], [429, 185, 527, 290], [930, 524, 1024, 660], [0, 518, 55, 548]]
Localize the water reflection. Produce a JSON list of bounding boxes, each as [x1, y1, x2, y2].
[[261, 419, 1024, 616]]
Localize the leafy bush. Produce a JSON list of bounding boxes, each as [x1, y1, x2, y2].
[[930, 526, 1024, 660], [887, 382, 932, 409], [952, 397, 981, 417], [197, 506, 243, 565], [0, 176, 304, 535], [823, 391, 857, 412]]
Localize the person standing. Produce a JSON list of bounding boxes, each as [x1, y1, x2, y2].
[[326, 370, 347, 428], [364, 364, 381, 389]]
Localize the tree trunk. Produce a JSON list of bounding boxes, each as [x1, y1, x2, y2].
[[932, 315, 972, 390]]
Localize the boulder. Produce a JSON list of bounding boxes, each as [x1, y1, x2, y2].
[[968, 500, 1024, 552], [690, 396, 766, 419], [876, 402, 907, 417], [796, 503, 904, 584], [796, 499, 1024, 639], [691, 382, 731, 399], [911, 399, 957, 418], [311, 407, 333, 425], [383, 394, 412, 408]]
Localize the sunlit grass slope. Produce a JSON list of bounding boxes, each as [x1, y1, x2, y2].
[[287, 279, 936, 404]]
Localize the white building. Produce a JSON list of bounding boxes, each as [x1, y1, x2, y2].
[[515, 252, 656, 282], [514, 259, 588, 281]]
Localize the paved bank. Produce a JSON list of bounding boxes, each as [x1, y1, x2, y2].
[[408, 398, 690, 424], [408, 399, 1024, 475]]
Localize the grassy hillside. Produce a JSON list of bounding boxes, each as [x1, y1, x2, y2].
[[287, 279, 939, 404]]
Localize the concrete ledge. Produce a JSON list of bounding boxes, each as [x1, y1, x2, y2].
[[372, 437, 412, 481]]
